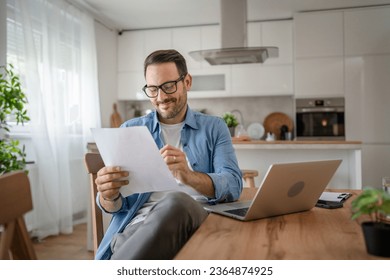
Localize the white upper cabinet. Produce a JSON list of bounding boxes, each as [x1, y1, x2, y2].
[[144, 29, 172, 57], [262, 21, 293, 64], [294, 11, 344, 98], [117, 31, 144, 72], [231, 64, 293, 96], [117, 29, 173, 100], [116, 20, 294, 99], [247, 22, 262, 46], [199, 25, 221, 69], [247, 21, 293, 64], [295, 57, 344, 98], [344, 6, 390, 56], [117, 71, 147, 101], [231, 20, 294, 96], [294, 11, 343, 58], [172, 27, 201, 70], [345, 55, 390, 143]]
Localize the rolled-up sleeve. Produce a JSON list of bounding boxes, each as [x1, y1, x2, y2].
[[206, 119, 243, 203], [183, 114, 243, 204]]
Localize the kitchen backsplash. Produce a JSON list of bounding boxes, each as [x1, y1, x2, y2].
[[121, 95, 294, 129]]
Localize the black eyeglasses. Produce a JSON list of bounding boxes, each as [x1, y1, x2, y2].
[[142, 74, 186, 98]]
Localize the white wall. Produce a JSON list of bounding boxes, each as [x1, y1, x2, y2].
[[0, 0, 6, 66], [94, 21, 119, 128]]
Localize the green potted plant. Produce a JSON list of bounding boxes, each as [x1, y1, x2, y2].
[[222, 112, 238, 137], [0, 64, 30, 175], [351, 187, 390, 257]]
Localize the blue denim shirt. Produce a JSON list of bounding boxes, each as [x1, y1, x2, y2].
[[95, 106, 242, 260]]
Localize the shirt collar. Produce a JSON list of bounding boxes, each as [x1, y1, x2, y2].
[[151, 105, 199, 132]]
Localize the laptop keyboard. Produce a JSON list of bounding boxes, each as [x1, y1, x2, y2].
[[225, 207, 249, 217]]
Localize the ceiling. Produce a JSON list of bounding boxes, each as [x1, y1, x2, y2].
[[71, 0, 390, 31]]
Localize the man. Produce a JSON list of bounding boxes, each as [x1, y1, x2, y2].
[[95, 49, 242, 260]]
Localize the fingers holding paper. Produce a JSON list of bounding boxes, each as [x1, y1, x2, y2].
[[160, 145, 189, 181], [160, 144, 215, 198], [95, 166, 129, 202]]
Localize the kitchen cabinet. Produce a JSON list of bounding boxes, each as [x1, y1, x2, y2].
[[345, 54, 390, 188], [294, 11, 343, 58], [199, 25, 221, 68], [231, 64, 293, 96], [294, 11, 344, 98], [344, 6, 390, 56], [117, 71, 147, 100], [172, 26, 201, 70], [247, 21, 293, 64], [117, 20, 293, 100], [233, 141, 362, 190], [294, 57, 344, 98], [118, 29, 172, 71], [231, 20, 294, 96], [262, 21, 293, 65], [117, 31, 144, 72], [343, 6, 390, 188], [247, 22, 261, 47], [189, 67, 232, 99], [144, 29, 172, 58], [345, 55, 390, 143], [117, 29, 172, 100]]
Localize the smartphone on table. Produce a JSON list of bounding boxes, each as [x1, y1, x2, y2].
[[315, 200, 343, 209]]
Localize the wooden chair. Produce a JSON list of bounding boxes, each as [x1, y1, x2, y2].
[[0, 171, 37, 260], [241, 169, 259, 188], [84, 153, 105, 256], [83, 153, 259, 256]]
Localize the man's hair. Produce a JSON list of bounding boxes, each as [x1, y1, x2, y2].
[[144, 49, 188, 77]]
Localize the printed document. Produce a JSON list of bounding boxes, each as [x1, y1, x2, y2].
[[91, 127, 180, 196], [319, 191, 352, 203]]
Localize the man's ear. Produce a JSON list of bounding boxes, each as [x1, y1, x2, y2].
[[184, 73, 192, 90]]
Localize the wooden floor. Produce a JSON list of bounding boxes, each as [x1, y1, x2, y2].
[[32, 223, 94, 260]]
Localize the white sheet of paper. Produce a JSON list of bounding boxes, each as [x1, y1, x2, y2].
[[91, 127, 180, 196], [319, 191, 351, 202]]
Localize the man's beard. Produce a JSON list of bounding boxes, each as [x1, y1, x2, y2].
[[157, 94, 187, 120]]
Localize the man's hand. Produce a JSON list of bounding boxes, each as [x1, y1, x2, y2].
[[160, 144, 215, 198], [95, 166, 129, 210], [160, 144, 190, 184]]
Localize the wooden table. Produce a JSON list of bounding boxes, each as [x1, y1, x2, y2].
[[175, 188, 386, 260]]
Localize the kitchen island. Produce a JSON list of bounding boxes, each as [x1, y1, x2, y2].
[[232, 140, 362, 189]]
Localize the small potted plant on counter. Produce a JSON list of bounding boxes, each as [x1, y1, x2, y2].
[[222, 112, 238, 137], [351, 187, 390, 257]]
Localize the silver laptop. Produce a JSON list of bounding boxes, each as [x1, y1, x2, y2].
[[204, 159, 342, 221]]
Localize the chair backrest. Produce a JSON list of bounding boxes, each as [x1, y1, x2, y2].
[[84, 153, 105, 256], [0, 171, 37, 259]]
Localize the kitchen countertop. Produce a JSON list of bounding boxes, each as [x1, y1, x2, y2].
[[232, 139, 362, 189], [232, 139, 362, 150]]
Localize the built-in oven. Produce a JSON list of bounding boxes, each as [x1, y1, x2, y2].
[[295, 98, 345, 140]]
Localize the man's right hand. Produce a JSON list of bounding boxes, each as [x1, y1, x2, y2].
[[95, 166, 129, 202]]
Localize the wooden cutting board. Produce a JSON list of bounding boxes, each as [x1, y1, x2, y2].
[[263, 112, 294, 140]]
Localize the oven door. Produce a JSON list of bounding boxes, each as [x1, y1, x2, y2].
[[296, 109, 345, 140]]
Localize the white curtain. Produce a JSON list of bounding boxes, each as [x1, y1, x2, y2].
[[7, 0, 101, 239]]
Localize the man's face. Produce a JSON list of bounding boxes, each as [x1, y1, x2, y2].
[[145, 62, 191, 124]]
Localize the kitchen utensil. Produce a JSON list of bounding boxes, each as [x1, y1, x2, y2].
[[247, 123, 265, 140], [263, 112, 293, 140]]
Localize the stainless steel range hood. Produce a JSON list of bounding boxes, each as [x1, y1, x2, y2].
[[189, 0, 278, 65]]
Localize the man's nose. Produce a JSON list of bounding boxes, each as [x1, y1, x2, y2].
[[156, 88, 169, 100]]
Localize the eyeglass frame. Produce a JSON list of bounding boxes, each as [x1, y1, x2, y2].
[[142, 74, 187, 98]]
